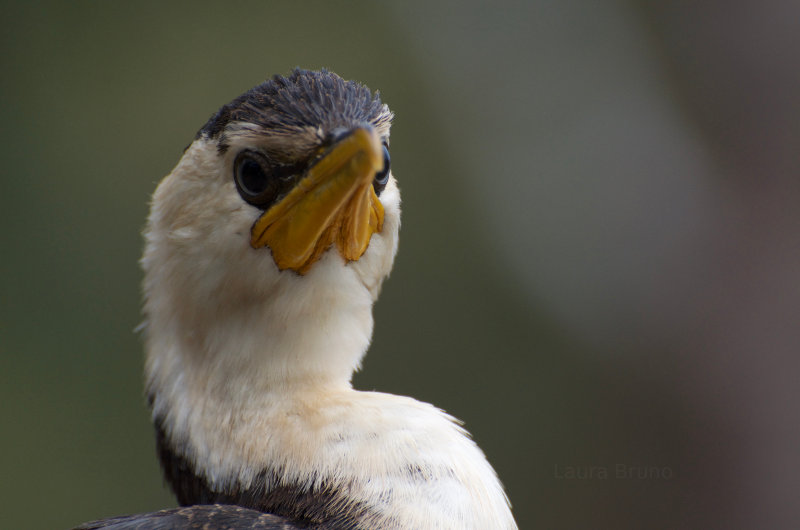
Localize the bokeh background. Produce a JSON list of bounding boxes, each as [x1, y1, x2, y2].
[[2, 1, 799, 528]]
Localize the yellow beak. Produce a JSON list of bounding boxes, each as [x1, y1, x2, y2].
[[250, 127, 385, 274]]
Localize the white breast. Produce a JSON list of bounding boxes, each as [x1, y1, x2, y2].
[[165, 384, 517, 530]]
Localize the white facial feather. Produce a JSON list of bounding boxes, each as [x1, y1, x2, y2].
[[141, 132, 516, 529]]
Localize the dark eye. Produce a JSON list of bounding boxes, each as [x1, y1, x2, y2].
[[233, 150, 280, 207], [373, 144, 391, 195]]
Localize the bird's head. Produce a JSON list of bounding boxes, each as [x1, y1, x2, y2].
[[141, 69, 399, 395]]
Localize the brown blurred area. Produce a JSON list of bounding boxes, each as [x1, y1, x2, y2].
[[1, 1, 798, 528]]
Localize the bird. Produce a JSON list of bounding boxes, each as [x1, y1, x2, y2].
[[75, 69, 517, 529]]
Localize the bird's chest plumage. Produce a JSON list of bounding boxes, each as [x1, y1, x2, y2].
[[153, 392, 512, 530]]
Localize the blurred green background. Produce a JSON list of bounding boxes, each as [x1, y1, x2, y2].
[[2, 1, 799, 529]]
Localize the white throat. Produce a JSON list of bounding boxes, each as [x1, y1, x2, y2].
[[148, 250, 375, 393]]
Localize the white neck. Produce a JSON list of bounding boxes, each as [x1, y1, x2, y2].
[[143, 248, 377, 415]]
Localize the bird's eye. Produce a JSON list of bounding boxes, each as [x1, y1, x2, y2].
[[373, 144, 391, 195], [233, 151, 280, 207]]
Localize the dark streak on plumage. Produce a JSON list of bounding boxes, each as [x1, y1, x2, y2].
[[153, 418, 377, 530], [73, 504, 298, 530], [198, 68, 392, 154]]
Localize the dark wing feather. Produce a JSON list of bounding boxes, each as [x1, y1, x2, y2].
[[73, 504, 302, 530]]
